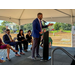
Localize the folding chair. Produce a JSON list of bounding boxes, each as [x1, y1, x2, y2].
[[0, 49, 6, 60]]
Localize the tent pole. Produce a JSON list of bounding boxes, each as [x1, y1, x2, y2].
[[19, 25, 20, 30], [18, 9, 25, 30], [71, 25, 73, 47], [70, 9, 73, 47], [19, 19, 20, 30], [71, 20, 73, 47]]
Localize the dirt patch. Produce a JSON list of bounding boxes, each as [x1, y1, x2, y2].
[[49, 32, 71, 47]]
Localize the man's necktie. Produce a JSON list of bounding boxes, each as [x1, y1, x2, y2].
[[8, 35, 12, 41], [39, 20, 42, 32]]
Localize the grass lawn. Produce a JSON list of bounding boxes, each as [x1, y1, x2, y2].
[[50, 30, 71, 33], [62, 30, 71, 33], [50, 30, 59, 33]]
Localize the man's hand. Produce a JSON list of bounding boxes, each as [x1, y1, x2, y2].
[[10, 40, 14, 42], [47, 23, 53, 26], [39, 32, 43, 34], [12, 40, 15, 42], [22, 40, 24, 41], [10, 40, 13, 42]]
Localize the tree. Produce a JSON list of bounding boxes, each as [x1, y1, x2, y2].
[[16, 30, 19, 33], [0, 29, 3, 33], [15, 25, 19, 30], [54, 22, 61, 30], [61, 23, 71, 30], [23, 23, 32, 30], [10, 30, 14, 33], [0, 25, 6, 31], [54, 22, 71, 30], [1, 21, 12, 26]]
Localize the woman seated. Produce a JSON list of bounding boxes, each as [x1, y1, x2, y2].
[[40, 29, 53, 48], [17, 29, 28, 52], [26, 30, 33, 50], [0, 38, 18, 61]]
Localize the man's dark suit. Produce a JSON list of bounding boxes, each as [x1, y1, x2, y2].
[[3, 34, 22, 54], [32, 18, 48, 58]]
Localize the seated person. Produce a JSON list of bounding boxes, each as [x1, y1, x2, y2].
[[26, 30, 33, 50], [40, 29, 53, 48], [3, 29, 24, 56], [17, 29, 28, 52], [0, 38, 18, 61]]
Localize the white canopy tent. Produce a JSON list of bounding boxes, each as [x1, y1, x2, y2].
[[0, 9, 75, 47], [0, 9, 75, 26]]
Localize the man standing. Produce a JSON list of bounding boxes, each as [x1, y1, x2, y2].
[[32, 13, 53, 60]]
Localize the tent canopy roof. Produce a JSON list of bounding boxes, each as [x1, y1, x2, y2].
[[0, 9, 75, 25]]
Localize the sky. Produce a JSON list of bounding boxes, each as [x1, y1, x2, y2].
[[0, 20, 55, 25], [46, 22, 55, 24], [0, 20, 3, 25]]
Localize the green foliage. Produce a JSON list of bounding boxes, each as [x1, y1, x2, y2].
[[16, 30, 19, 33], [1, 21, 12, 26], [0, 20, 72, 34], [50, 30, 60, 33], [62, 30, 71, 33], [22, 23, 32, 31], [50, 30, 71, 33], [10, 30, 14, 33], [54, 22, 61, 30], [0, 29, 3, 33], [54, 22, 71, 30], [0, 21, 11, 33], [0, 25, 6, 30], [15, 25, 19, 30], [24, 30, 28, 33]]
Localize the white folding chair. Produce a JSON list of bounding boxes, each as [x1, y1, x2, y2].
[[0, 49, 6, 60]]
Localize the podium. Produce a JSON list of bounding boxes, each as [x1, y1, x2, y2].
[[42, 31, 51, 60]]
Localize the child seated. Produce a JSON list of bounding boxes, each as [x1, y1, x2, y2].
[[26, 30, 33, 50], [40, 29, 53, 48]]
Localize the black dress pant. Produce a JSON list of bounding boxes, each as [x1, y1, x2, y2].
[[32, 37, 41, 58], [21, 40, 28, 50], [7, 41, 22, 54]]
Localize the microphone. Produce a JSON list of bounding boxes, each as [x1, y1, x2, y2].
[[42, 20, 46, 23]]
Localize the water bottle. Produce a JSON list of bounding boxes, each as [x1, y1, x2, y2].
[[1, 56, 4, 60]]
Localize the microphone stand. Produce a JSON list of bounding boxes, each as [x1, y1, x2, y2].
[[42, 20, 46, 26]]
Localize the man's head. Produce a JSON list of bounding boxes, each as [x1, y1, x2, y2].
[[28, 30, 31, 35], [6, 29, 10, 35], [37, 13, 43, 20]]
